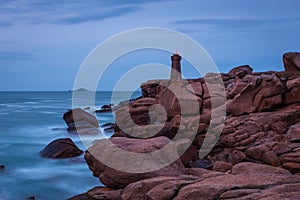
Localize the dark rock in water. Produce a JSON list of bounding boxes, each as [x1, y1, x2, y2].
[[26, 196, 35, 200], [51, 127, 67, 131], [100, 122, 115, 128], [99, 122, 115, 133], [95, 104, 114, 113], [95, 108, 112, 113], [63, 108, 99, 131], [0, 165, 4, 170], [40, 138, 83, 158], [102, 104, 113, 109], [101, 122, 115, 132], [104, 127, 114, 132]]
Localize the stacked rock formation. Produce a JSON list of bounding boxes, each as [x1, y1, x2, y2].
[[70, 52, 300, 200]]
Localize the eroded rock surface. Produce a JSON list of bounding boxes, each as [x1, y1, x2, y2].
[[70, 52, 300, 199], [70, 162, 300, 200], [84, 136, 187, 188]]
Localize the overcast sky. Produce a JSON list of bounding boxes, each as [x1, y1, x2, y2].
[[0, 0, 300, 91]]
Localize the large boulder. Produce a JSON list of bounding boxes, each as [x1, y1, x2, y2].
[[40, 138, 83, 158], [63, 108, 99, 131], [227, 73, 285, 115], [84, 136, 187, 188], [283, 52, 300, 75]]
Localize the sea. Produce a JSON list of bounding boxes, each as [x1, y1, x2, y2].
[[0, 91, 141, 200]]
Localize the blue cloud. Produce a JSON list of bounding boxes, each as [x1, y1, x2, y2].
[[0, 0, 174, 25], [0, 51, 34, 61], [53, 6, 139, 24], [0, 21, 11, 27], [172, 18, 300, 31]]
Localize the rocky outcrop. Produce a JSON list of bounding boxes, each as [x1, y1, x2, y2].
[[174, 172, 300, 200], [71, 52, 300, 199], [70, 162, 300, 200], [0, 165, 4, 171], [40, 138, 83, 158], [207, 103, 300, 168], [63, 108, 99, 131], [111, 52, 300, 167]]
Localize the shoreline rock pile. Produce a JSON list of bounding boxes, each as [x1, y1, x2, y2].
[[69, 52, 300, 199]]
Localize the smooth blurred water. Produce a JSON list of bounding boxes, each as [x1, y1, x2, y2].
[[0, 91, 141, 200]]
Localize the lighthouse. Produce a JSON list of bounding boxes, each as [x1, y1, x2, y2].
[[170, 51, 182, 81]]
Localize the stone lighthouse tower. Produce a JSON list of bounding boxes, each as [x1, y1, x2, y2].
[[170, 51, 182, 81]]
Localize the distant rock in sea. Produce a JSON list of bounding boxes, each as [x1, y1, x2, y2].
[[95, 104, 114, 113], [63, 108, 99, 131]]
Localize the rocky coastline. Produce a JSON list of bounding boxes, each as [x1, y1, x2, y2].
[[49, 52, 300, 199]]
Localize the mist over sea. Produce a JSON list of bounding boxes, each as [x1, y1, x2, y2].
[[0, 91, 141, 200]]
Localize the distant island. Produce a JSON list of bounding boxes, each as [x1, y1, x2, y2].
[[71, 88, 92, 92]]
